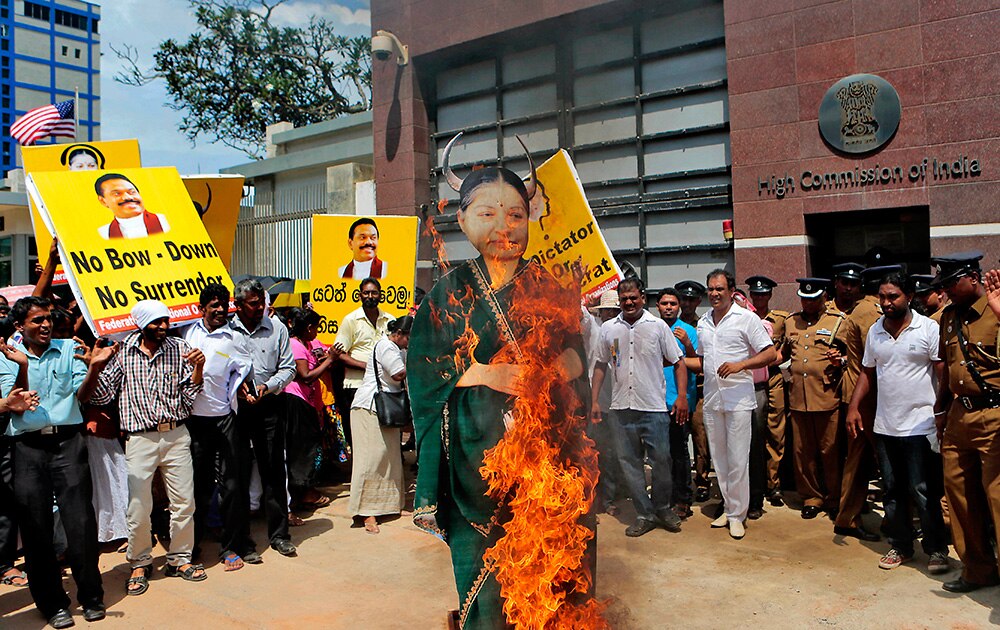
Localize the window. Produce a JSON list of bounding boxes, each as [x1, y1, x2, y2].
[[1, 40, 8, 51], [0, 8, 7, 18], [2, 100, 8, 110], [61, 45, 68, 56], [24, 2, 49, 21], [74, 48, 80, 59], [55, 9, 87, 31], [91, 18, 98, 34]]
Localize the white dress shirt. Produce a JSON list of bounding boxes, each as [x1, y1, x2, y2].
[[183, 319, 253, 416], [697, 302, 773, 412], [863, 312, 940, 437], [595, 309, 682, 412]]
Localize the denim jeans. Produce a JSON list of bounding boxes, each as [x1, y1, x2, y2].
[[875, 433, 948, 556], [610, 409, 673, 521], [588, 413, 623, 510]]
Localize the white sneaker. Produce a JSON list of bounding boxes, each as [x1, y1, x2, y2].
[[729, 520, 745, 540], [711, 513, 728, 528]]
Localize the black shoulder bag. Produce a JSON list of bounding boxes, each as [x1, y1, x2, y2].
[[373, 341, 411, 428]]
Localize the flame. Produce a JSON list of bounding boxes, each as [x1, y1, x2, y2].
[[425, 202, 451, 273], [479, 264, 607, 629]]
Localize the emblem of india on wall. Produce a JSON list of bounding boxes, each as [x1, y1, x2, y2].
[[836, 80, 879, 147], [818, 73, 901, 155]]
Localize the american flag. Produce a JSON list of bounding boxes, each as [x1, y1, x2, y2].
[[10, 100, 76, 146]]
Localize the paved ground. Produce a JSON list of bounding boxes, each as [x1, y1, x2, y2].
[[2, 480, 998, 629]]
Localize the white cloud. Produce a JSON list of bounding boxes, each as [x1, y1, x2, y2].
[[93, 0, 367, 174]]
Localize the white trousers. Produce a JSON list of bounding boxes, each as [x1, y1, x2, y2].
[[124, 425, 195, 569], [702, 408, 752, 522]]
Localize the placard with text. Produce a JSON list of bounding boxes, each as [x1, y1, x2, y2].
[[27, 167, 232, 337], [310, 215, 418, 345]]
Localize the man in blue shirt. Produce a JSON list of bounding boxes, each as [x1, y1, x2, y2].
[[3, 296, 114, 628], [658, 288, 699, 519]]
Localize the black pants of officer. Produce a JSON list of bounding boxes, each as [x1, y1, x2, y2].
[[239, 394, 290, 545], [14, 429, 103, 617], [188, 413, 253, 557]]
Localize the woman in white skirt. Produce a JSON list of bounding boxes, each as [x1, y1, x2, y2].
[[348, 316, 411, 534]]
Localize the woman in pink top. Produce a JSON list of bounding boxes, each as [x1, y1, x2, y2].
[[286, 308, 335, 516]]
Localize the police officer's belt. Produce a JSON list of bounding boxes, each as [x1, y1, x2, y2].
[[955, 319, 1000, 409]]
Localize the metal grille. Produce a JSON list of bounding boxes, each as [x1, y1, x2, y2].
[[428, 0, 733, 290], [231, 185, 323, 279]]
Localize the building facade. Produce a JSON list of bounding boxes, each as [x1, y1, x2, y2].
[[371, 0, 1000, 306], [8, 0, 100, 173], [222, 111, 374, 279], [0, 0, 99, 287]]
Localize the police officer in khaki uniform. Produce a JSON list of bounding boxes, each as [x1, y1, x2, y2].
[[784, 278, 855, 519], [676, 280, 712, 502], [834, 264, 897, 541], [746, 275, 788, 510], [933, 252, 1000, 593], [912, 274, 949, 322]]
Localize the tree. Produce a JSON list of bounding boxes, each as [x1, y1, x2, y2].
[[113, 0, 372, 158]]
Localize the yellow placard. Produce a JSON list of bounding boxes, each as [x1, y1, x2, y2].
[[182, 174, 244, 270], [26, 167, 232, 337], [22, 140, 143, 285], [310, 215, 419, 344], [527, 150, 623, 301]]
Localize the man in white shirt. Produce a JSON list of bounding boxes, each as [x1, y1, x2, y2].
[[183, 283, 254, 570], [845, 272, 950, 574], [337, 218, 388, 279], [591, 278, 689, 537], [685, 270, 775, 540], [333, 277, 395, 445]]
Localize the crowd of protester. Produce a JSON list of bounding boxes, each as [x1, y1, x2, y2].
[[1, 236, 999, 627], [0, 240, 409, 627], [584, 251, 1000, 595]]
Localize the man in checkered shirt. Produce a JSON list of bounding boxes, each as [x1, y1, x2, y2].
[[89, 300, 206, 596]]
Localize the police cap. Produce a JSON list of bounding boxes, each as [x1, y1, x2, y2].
[[745, 275, 778, 294], [796, 278, 829, 299], [674, 280, 707, 298], [930, 251, 983, 286]]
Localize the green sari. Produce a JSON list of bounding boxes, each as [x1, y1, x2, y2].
[[407, 257, 594, 629]]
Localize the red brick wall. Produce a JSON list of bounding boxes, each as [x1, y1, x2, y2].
[[726, 0, 1000, 302]]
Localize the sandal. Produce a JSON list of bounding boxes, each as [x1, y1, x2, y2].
[[126, 566, 150, 596], [364, 516, 380, 535], [242, 551, 263, 565], [164, 563, 207, 582], [0, 567, 27, 587], [296, 494, 332, 509], [288, 512, 305, 527], [221, 551, 244, 572]]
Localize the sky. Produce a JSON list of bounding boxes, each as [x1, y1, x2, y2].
[[96, 0, 371, 174]]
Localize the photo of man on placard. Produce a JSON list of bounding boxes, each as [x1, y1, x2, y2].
[[338, 217, 387, 279], [95, 173, 171, 240]]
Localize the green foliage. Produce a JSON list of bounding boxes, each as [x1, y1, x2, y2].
[[114, 0, 371, 158]]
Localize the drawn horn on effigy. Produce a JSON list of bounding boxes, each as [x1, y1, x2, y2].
[[441, 131, 537, 200]]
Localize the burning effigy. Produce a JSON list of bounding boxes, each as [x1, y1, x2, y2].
[[408, 133, 607, 629]]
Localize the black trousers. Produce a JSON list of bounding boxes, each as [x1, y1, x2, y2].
[[188, 413, 253, 557], [14, 429, 103, 617], [0, 435, 19, 572], [336, 387, 357, 447], [238, 394, 290, 544]]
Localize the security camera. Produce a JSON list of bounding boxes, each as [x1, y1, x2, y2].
[[372, 29, 409, 66], [372, 34, 393, 61]]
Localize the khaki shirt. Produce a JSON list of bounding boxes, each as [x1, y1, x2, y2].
[[939, 294, 1000, 397], [764, 309, 789, 345], [784, 309, 851, 412], [829, 297, 882, 402], [335, 307, 396, 389]]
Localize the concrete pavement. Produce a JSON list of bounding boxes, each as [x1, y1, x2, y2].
[[2, 483, 997, 629]]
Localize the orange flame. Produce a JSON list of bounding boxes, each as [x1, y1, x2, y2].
[[480, 265, 607, 629], [425, 202, 451, 273]]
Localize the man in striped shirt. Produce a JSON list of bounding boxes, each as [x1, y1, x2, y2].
[[89, 300, 206, 596]]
